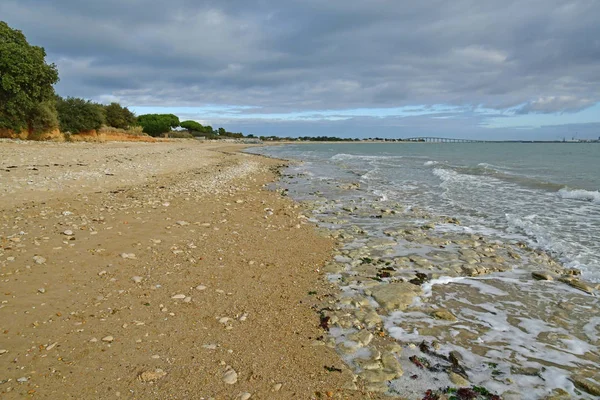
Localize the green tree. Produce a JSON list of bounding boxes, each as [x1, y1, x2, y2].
[[0, 21, 59, 134], [180, 120, 204, 132], [56, 96, 105, 133], [104, 102, 136, 129], [137, 114, 180, 137], [218, 127, 226, 136]]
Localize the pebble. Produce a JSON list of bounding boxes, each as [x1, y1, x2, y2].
[[33, 255, 46, 264], [176, 221, 189, 226], [171, 294, 186, 299], [17, 377, 28, 383], [132, 276, 143, 283], [101, 335, 114, 343], [240, 393, 251, 400], [223, 368, 238, 384], [183, 296, 192, 303], [272, 383, 283, 392], [38, 288, 46, 294], [120, 253, 136, 259], [63, 230, 74, 236], [98, 270, 107, 276], [0, 349, 7, 355], [532, 271, 554, 281], [46, 342, 58, 351], [195, 285, 207, 291], [138, 369, 167, 383], [449, 371, 469, 386]]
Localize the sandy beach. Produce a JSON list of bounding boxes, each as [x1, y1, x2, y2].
[[0, 141, 387, 399]]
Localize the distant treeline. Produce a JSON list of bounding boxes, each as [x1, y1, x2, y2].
[[0, 21, 246, 139]]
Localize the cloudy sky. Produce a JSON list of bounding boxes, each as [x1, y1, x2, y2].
[[2, 0, 600, 139]]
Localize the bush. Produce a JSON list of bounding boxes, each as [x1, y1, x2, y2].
[[29, 101, 59, 135], [167, 131, 193, 138], [104, 102, 137, 129], [56, 96, 105, 133], [137, 114, 180, 137]]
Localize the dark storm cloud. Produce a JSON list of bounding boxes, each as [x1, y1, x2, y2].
[[2, 0, 599, 114]]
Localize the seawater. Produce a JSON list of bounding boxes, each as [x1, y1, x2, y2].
[[248, 143, 600, 399]]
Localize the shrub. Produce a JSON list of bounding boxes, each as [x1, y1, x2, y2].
[[56, 96, 105, 133], [29, 101, 59, 136], [104, 102, 137, 129], [167, 131, 193, 139]]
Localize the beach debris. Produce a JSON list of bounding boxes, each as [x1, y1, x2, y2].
[[222, 367, 238, 384], [138, 369, 167, 383], [120, 253, 136, 259], [101, 335, 114, 343], [33, 255, 46, 264], [45, 342, 58, 351], [272, 383, 283, 391]]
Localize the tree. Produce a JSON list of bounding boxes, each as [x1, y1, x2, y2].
[[137, 114, 180, 137], [180, 120, 204, 132], [56, 96, 105, 133], [0, 21, 59, 134], [218, 127, 226, 136], [104, 102, 136, 129]]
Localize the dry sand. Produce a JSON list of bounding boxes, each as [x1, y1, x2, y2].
[[0, 141, 387, 399]]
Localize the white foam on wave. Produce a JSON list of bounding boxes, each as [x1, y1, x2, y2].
[[557, 188, 600, 204], [424, 160, 438, 166], [421, 276, 465, 297], [331, 153, 397, 161]]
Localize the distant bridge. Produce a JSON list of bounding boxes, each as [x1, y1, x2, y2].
[[403, 137, 486, 143]]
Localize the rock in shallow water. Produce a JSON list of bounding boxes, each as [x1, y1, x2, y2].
[[432, 308, 457, 322], [370, 282, 422, 312], [570, 375, 600, 396], [532, 271, 554, 281]]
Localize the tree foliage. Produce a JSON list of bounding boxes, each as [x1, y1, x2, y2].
[[104, 102, 136, 129], [55, 96, 105, 133], [180, 120, 204, 132], [137, 114, 180, 137], [29, 101, 59, 135], [0, 21, 59, 132]]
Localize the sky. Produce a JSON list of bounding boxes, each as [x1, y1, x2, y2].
[[2, 0, 600, 140]]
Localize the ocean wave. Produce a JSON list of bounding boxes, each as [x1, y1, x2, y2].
[[424, 160, 438, 166], [557, 188, 600, 204], [331, 153, 398, 161]]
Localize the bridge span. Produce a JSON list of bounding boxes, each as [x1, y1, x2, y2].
[[403, 137, 486, 143]]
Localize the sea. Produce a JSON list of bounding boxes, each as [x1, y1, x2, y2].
[[248, 142, 600, 399]]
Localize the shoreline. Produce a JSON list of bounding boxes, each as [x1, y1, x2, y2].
[[258, 145, 600, 400], [0, 140, 387, 399]]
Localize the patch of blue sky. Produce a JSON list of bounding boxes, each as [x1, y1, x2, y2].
[[484, 102, 600, 128]]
